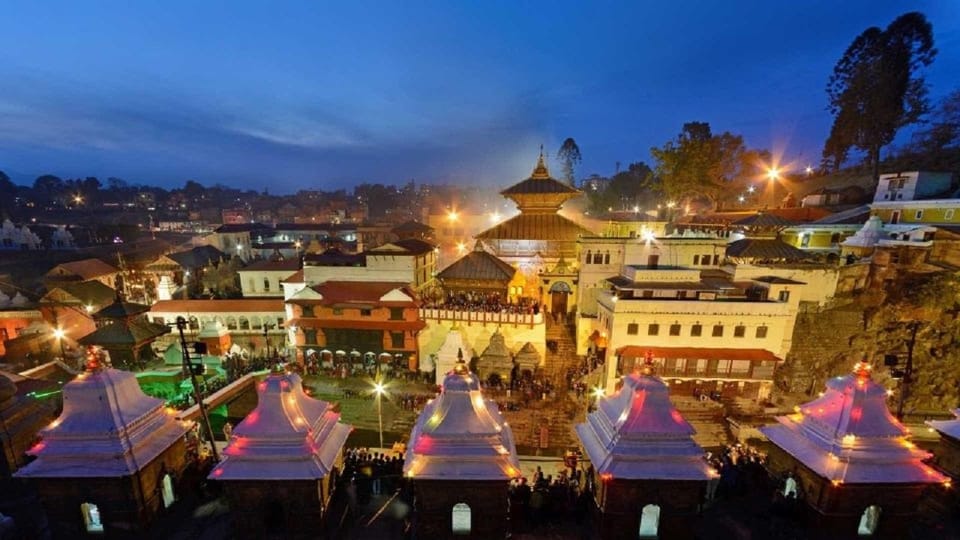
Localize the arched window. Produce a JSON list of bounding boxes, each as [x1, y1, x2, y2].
[[161, 473, 176, 508], [239, 317, 250, 330], [81, 502, 104, 533], [452, 502, 471, 535], [604, 251, 610, 264], [858, 505, 881, 536], [251, 316, 263, 330], [585, 250, 592, 264], [639, 504, 660, 538], [226, 317, 238, 330]]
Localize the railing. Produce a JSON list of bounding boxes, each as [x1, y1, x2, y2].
[[419, 308, 543, 326], [640, 364, 776, 381]]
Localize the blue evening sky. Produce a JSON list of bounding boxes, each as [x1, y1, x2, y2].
[[0, 1, 957, 192]]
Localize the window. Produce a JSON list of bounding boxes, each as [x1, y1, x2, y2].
[[360, 309, 372, 317], [713, 254, 720, 265], [585, 251, 592, 264], [639, 504, 661, 538], [669, 324, 681, 336], [946, 209, 955, 220], [648, 324, 659, 336], [239, 317, 250, 330], [858, 505, 881, 537], [731, 360, 751, 374], [756, 326, 768, 338], [333, 308, 343, 316], [263, 277, 271, 291], [915, 210, 923, 220], [693, 255, 700, 265], [593, 252, 603, 264], [277, 317, 285, 329], [304, 329, 318, 344], [701, 254, 711, 265], [452, 502, 471, 535], [391, 332, 405, 348], [627, 323, 639, 335], [712, 324, 724, 337], [161, 474, 176, 508], [676, 290, 688, 299], [734, 325, 746, 338], [301, 305, 315, 317], [642, 290, 654, 298], [81, 503, 104, 533], [390, 307, 404, 321], [778, 290, 791, 302], [717, 359, 732, 373], [690, 324, 702, 337], [604, 252, 610, 264]]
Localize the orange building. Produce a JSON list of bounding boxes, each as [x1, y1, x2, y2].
[[286, 281, 424, 366]]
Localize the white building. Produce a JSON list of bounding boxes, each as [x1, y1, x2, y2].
[[873, 171, 953, 202], [238, 259, 301, 298]]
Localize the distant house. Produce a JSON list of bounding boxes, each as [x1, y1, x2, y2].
[[44, 258, 119, 289], [873, 171, 953, 202], [238, 258, 301, 298]]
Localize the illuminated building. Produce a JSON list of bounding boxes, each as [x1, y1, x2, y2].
[[576, 366, 713, 539], [15, 354, 193, 536], [404, 362, 520, 538], [209, 369, 351, 538], [760, 362, 949, 538]]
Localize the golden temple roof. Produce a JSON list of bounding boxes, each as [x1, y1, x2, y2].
[[475, 212, 594, 242]]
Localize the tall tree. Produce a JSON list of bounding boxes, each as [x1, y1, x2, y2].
[[556, 137, 582, 186], [650, 122, 761, 209], [824, 12, 936, 178]]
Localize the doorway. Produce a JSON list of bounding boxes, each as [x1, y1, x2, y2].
[[549, 281, 572, 316]]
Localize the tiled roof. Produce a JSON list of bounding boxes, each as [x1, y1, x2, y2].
[[307, 281, 416, 306], [438, 250, 515, 282], [240, 258, 302, 272], [167, 245, 226, 268], [366, 239, 435, 256], [391, 220, 433, 234], [151, 299, 285, 313], [43, 281, 117, 306], [476, 213, 594, 241], [78, 319, 170, 346], [617, 346, 781, 362], [725, 238, 814, 261], [281, 270, 305, 284], [46, 258, 118, 280], [304, 248, 365, 267], [732, 212, 798, 228], [92, 298, 151, 319], [214, 223, 273, 233]]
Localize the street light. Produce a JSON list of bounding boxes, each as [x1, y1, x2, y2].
[[52, 327, 66, 359], [766, 167, 781, 208], [447, 210, 459, 222], [373, 381, 387, 449]]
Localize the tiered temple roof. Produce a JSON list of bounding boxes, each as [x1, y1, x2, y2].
[[575, 369, 714, 480], [760, 362, 949, 485], [210, 371, 351, 480], [15, 362, 191, 477], [404, 363, 520, 480], [927, 409, 960, 441]]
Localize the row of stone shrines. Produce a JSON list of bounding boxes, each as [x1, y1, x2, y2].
[[13, 356, 958, 539]]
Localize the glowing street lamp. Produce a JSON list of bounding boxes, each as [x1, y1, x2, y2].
[[747, 185, 756, 194], [52, 327, 66, 359], [805, 165, 814, 176], [373, 381, 387, 449], [447, 210, 459, 222], [456, 241, 467, 254], [489, 211, 500, 223], [766, 167, 782, 207]]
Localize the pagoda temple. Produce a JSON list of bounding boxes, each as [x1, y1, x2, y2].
[[78, 296, 169, 368], [404, 362, 520, 539], [15, 350, 193, 536], [475, 153, 594, 312], [575, 367, 713, 539], [927, 410, 960, 481], [760, 362, 949, 539], [209, 369, 351, 538]]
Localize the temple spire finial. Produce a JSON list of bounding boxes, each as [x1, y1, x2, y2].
[[532, 146, 550, 179], [853, 356, 873, 380]]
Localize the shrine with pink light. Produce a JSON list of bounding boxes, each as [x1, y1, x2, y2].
[[403, 361, 520, 538], [761, 361, 949, 538], [15, 349, 193, 536], [576, 365, 714, 539], [208, 369, 352, 538]]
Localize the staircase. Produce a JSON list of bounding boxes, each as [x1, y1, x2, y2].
[[671, 396, 731, 449]]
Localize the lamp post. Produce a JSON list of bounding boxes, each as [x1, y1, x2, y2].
[[174, 316, 219, 462], [767, 167, 781, 208], [52, 327, 66, 360], [373, 381, 386, 449]]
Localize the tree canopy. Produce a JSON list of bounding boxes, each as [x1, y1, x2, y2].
[[650, 122, 765, 209], [823, 12, 936, 177], [556, 138, 582, 186]]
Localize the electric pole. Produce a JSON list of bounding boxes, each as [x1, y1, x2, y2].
[[175, 316, 219, 462]]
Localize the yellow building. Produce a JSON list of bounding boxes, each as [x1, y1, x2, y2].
[[870, 199, 960, 225]]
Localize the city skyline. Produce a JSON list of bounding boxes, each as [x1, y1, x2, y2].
[[0, 1, 958, 192]]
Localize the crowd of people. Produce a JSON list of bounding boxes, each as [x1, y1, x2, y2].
[[339, 447, 407, 509], [509, 464, 593, 532], [424, 291, 541, 315]]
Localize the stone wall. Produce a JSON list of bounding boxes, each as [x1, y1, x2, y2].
[[776, 303, 864, 395]]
